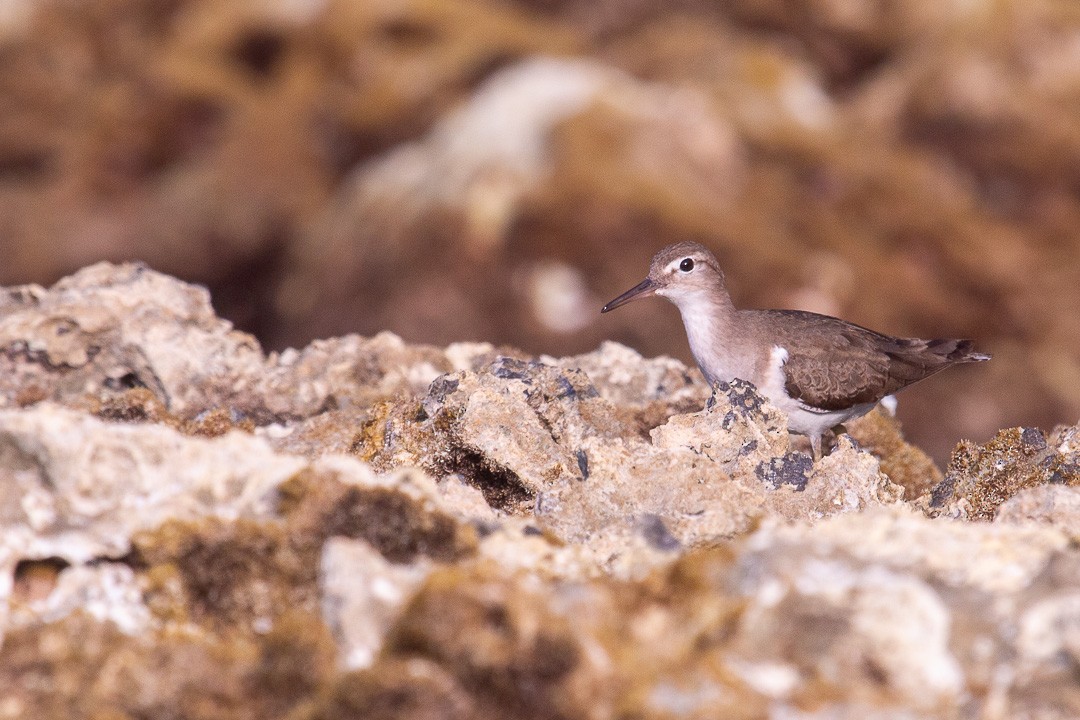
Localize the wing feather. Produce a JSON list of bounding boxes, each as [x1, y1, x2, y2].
[[756, 310, 980, 411]]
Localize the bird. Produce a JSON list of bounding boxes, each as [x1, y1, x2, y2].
[[600, 241, 990, 459]]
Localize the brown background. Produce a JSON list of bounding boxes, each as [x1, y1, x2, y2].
[[1, 0, 1078, 461]]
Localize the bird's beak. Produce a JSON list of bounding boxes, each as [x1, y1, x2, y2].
[[601, 277, 656, 313]]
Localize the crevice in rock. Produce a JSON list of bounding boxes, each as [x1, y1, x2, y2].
[[442, 447, 534, 513], [11, 557, 71, 604], [317, 486, 471, 564]]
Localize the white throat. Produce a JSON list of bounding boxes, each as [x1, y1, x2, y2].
[[661, 290, 742, 386]]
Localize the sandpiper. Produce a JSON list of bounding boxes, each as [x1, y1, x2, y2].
[[601, 242, 990, 458]]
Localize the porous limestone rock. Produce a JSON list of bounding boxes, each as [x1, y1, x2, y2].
[[0, 403, 301, 645], [930, 426, 1080, 520], [544, 341, 709, 411], [4, 264, 1079, 719], [0, 401, 484, 650], [0, 263, 501, 428], [0, 263, 264, 416], [367, 358, 905, 547], [320, 538, 434, 670], [0, 403, 303, 566], [996, 485, 1080, 532], [7, 563, 151, 636], [332, 507, 1080, 719]]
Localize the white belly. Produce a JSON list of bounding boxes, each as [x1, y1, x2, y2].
[[756, 346, 876, 438], [776, 399, 876, 438]]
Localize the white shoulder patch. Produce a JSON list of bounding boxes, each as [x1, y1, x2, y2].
[[759, 345, 791, 402]]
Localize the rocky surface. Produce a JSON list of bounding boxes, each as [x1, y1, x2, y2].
[[2, 264, 1080, 719], [2, 0, 1079, 462]]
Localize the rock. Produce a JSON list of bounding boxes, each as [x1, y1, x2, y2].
[[7, 563, 151, 636], [652, 378, 790, 469], [302, 658, 476, 720], [544, 341, 710, 430], [1016, 592, 1080, 690], [752, 505, 1069, 596], [0, 609, 338, 720], [257, 332, 468, 419], [0, 263, 265, 417], [930, 426, 1080, 520], [338, 506, 1080, 719], [0, 263, 510, 432], [320, 538, 434, 670], [280, 461, 481, 566], [995, 485, 1080, 531], [799, 435, 905, 516], [846, 407, 944, 499], [0, 397, 486, 648], [4, 263, 1075, 719], [365, 361, 904, 548], [0, 403, 302, 567], [722, 507, 1045, 711]]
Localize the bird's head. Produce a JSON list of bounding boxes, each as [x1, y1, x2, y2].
[[601, 241, 726, 313]]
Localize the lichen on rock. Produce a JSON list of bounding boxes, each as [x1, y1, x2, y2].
[[930, 426, 1080, 521]]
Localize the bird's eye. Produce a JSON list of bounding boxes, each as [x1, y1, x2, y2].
[[679, 258, 695, 272]]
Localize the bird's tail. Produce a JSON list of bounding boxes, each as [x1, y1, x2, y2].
[[928, 338, 991, 363]]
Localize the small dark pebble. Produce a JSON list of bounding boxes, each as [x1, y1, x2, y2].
[[929, 473, 956, 508], [472, 520, 500, 538], [1048, 460, 1080, 485]]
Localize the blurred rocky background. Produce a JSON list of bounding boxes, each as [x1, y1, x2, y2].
[[1, 0, 1078, 460]]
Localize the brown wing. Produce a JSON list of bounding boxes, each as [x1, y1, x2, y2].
[[759, 310, 986, 411]]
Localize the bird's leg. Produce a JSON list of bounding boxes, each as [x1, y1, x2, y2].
[[810, 434, 822, 461]]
